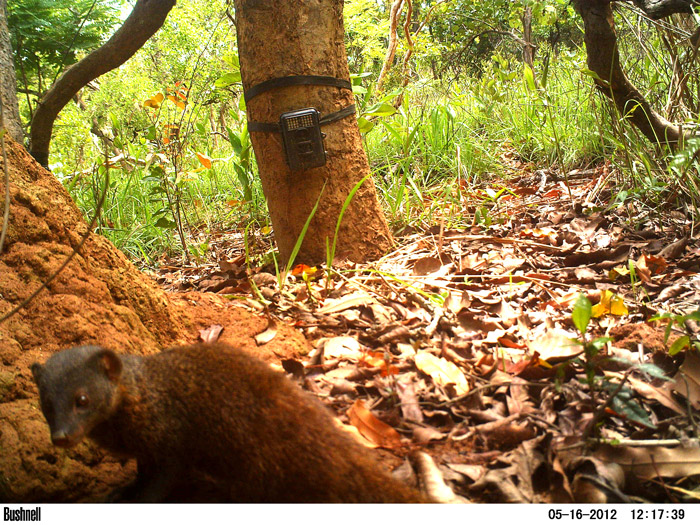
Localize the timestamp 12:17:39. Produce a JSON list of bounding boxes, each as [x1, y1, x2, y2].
[[632, 509, 685, 520]]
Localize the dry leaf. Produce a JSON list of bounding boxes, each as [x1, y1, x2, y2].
[[657, 236, 688, 260], [594, 444, 700, 479], [447, 463, 486, 482], [413, 256, 442, 275], [606, 371, 684, 414], [414, 352, 469, 395], [195, 152, 213, 169], [396, 377, 424, 423], [333, 417, 377, 448], [321, 336, 362, 360], [412, 426, 445, 443], [670, 350, 700, 410], [198, 324, 223, 343], [470, 437, 547, 502], [569, 457, 627, 503], [528, 330, 583, 363], [347, 399, 402, 448], [318, 292, 375, 315], [410, 451, 461, 503], [254, 323, 277, 345]]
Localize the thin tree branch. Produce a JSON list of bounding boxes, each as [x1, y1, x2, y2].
[[29, 0, 177, 167]]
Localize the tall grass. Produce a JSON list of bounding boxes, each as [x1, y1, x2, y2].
[[49, 9, 698, 264]]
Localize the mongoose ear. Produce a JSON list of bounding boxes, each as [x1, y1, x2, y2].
[[30, 363, 43, 384], [96, 349, 122, 382]]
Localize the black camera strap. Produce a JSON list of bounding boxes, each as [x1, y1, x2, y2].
[[245, 75, 356, 133]]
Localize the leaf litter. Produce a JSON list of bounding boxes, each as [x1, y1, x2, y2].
[[155, 166, 700, 503]]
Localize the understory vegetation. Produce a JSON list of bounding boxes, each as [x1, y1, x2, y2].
[[10, 0, 700, 264]]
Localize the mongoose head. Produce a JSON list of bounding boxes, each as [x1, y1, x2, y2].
[[31, 346, 123, 448]]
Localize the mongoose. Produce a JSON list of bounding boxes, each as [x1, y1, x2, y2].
[[31, 343, 426, 502]]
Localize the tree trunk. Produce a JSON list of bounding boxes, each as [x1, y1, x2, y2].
[[521, 6, 536, 76], [29, 0, 177, 167], [0, 0, 23, 143], [233, 0, 393, 264], [573, 0, 690, 147]]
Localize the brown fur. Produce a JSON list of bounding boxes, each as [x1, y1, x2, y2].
[[31, 343, 425, 502]]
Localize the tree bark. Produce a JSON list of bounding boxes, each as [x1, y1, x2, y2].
[[29, 0, 177, 167], [0, 0, 23, 143], [573, 0, 690, 146], [521, 6, 536, 75], [233, 0, 393, 264]]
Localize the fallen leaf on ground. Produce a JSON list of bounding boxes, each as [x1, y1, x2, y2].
[[347, 399, 402, 448], [321, 336, 362, 360], [528, 330, 583, 363], [670, 350, 700, 410], [318, 292, 375, 315], [199, 324, 223, 343], [594, 444, 700, 479], [592, 290, 629, 317], [414, 351, 469, 395]]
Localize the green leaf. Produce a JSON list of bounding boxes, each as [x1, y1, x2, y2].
[[604, 382, 655, 428], [670, 335, 690, 356], [327, 174, 370, 268], [363, 102, 397, 117], [357, 117, 374, 134], [523, 64, 536, 92], [572, 294, 592, 336], [283, 182, 326, 283], [580, 68, 602, 81], [214, 71, 241, 89], [226, 126, 242, 155], [154, 217, 176, 229], [588, 336, 613, 352], [380, 120, 403, 143], [611, 395, 655, 428], [636, 362, 670, 381]]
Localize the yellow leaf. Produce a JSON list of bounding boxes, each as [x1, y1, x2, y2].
[[608, 265, 630, 281], [414, 352, 469, 395], [167, 95, 186, 110], [195, 152, 213, 169], [143, 92, 164, 108], [291, 264, 317, 276], [592, 290, 628, 317], [609, 294, 629, 316]]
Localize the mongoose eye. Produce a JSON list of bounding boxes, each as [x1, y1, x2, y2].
[[75, 394, 90, 408]]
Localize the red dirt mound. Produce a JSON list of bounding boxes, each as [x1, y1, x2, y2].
[[0, 137, 310, 502]]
